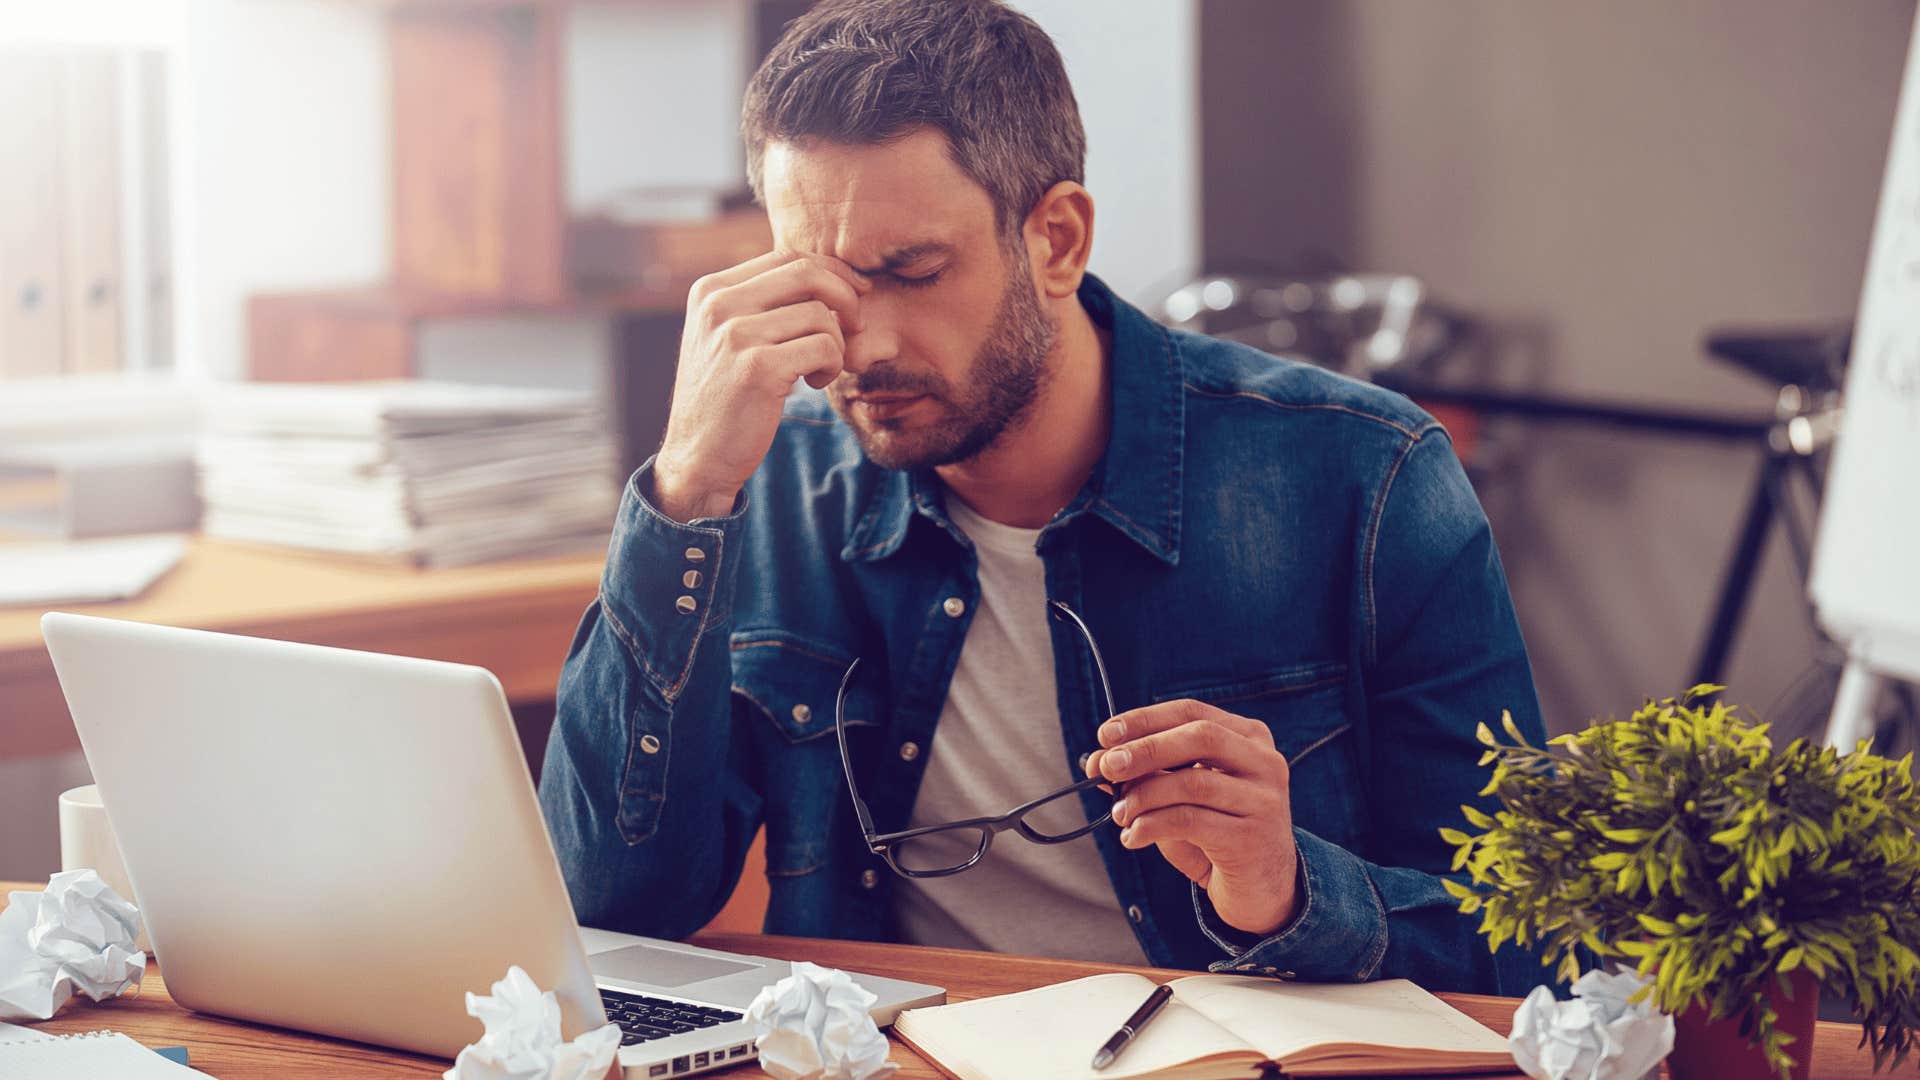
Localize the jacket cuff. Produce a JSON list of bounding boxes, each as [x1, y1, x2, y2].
[[1194, 827, 1389, 981], [599, 456, 748, 703]]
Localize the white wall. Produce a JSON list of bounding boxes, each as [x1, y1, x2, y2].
[[1014, 1, 1201, 309], [177, 0, 390, 380], [565, 0, 753, 212], [0, 0, 185, 49], [1200, 0, 1914, 734]]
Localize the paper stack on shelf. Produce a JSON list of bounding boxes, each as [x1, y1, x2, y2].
[[197, 381, 620, 567]]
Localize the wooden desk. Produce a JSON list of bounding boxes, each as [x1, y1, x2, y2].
[[0, 884, 1886, 1079], [0, 537, 604, 759]]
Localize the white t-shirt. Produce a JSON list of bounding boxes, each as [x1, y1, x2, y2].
[[890, 496, 1151, 965]]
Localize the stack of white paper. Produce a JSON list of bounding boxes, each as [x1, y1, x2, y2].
[[196, 382, 620, 567]]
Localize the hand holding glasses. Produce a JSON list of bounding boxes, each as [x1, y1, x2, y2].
[[834, 601, 1117, 878]]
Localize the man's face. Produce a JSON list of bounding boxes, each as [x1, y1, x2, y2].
[[761, 129, 1057, 471]]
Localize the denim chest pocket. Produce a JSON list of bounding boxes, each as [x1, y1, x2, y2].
[[730, 633, 873, 877], [730, 633, 869, 742], [1151, 662, 1365, 849]]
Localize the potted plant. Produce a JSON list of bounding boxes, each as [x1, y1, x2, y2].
[[1442, 687, 1920, 1079]]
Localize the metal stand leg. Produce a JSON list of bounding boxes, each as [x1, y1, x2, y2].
[[1825, 655, 1882, 750], [1691, 453, 1783, 686]]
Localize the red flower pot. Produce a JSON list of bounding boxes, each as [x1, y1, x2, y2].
[[1667, 970, 1821, 1080]]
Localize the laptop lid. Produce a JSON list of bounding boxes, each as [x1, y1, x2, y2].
[[40, 612, 606, 1058]]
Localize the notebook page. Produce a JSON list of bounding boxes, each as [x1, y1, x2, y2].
[[894, 972, 1263, 1080], [1171, 977, 1509, 1063], [0, 1030, 212, 1079]]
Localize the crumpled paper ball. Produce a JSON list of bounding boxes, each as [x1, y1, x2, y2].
[[444, 965, 622, 1080], [745, 961, 897, 1080], [1511, 968, 1675, 1080], [0, 869, 147, 1022]]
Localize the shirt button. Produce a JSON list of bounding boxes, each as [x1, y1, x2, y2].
[[682, 569, 703, 589], [791, 703, 813, 725], [1127, 905, 1145, 924], [675, 595, 698, 615], [899, 741, 921, 762], [859, 869, 879, 889], [684, 547, 706, 563], [639, 734, 662, 755], [941, 596, 965, 618]]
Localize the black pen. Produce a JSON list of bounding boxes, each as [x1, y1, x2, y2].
[[1091, 983, 1174, 1070]]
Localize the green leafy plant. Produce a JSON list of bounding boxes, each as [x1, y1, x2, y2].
[[1442, 687, 1920, 1076]]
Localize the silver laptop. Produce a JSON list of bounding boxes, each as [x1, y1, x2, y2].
[[41, 612, 944, 1078]]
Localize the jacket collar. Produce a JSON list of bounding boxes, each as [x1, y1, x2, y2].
[[841, 272, 1185, 566]]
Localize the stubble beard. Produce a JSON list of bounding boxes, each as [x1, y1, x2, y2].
[[837, 254, 1058, 472]]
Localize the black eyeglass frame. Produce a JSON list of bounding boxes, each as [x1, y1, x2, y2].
[[834, 600, 1119, 879]]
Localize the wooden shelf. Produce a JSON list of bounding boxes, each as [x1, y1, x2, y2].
[[244, 0, 779, 383]]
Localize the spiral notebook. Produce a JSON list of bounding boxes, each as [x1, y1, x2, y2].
[[0, 1029, 212, 1078]]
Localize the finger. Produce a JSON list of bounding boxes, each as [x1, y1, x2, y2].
[[722, 255, 866, 333], [741, 332, 845, 393], [1119, 803, 1244, 852], [796, 251, 872, 299], [1099, 698, 1272, 749], [723, 299, 845, 356], [691, 249, 794, 295], [1110, 767, 1270, 828], [1097, 719, 1268, 783]]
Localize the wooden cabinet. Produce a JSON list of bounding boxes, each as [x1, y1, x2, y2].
[[0, 47, 173, 378], [246, 1, 786, 386], [0, 52, 68, 378]]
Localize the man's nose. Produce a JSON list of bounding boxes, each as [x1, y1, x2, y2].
[[841, 314, 898, 376]]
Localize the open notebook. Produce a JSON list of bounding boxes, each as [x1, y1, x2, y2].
[[0, 1030, 211, 1079], [893, 973, 1514, 1079]]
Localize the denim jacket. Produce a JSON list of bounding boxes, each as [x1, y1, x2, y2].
[[539, 273, 1552, 995]]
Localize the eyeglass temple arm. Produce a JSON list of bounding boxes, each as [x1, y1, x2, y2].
[[1049, 600, 1119, 719], [835, 658, 879, 838]]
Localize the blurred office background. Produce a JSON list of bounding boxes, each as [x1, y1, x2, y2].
[[0, 0, 1911, 882]]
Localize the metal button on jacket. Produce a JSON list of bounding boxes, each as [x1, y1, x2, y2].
[[859, 869, 879, 889], [682, 569, 702, 589], [898, 741, 920, 762], [639, 734, 662, 755], [675, 595, 698, 615], [791, 703, 812, 725], [684, 547, 706, 563], [941, 597, 965, 618]]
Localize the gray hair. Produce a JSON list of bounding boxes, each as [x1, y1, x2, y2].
[[742, 0, 1087, 238]]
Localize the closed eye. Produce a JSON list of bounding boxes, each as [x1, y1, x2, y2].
[[892, 270, 944, 290]]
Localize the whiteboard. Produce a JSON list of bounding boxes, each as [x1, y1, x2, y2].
[[1810, 10, 1920, 684]]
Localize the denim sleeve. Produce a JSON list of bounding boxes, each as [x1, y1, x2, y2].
[[1189, 427, 1553, 995], [537, 458, 766, 939]]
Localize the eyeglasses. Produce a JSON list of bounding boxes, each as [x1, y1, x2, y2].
[[834, 600, 1117, 879]]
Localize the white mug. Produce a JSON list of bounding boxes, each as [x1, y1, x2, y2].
[[57, 783, 150, 952]]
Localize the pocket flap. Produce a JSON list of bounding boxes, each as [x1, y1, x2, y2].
[[1153, 662, 1349, 762], [730, 632, 873, 743]]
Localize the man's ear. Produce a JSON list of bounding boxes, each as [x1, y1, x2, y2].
[[1023, 181, 1094, 299]]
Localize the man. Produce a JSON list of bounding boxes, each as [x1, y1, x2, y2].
[[539, 0, 1549, 995]]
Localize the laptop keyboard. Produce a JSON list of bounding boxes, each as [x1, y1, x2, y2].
[[600, 987, 745, 1046]]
